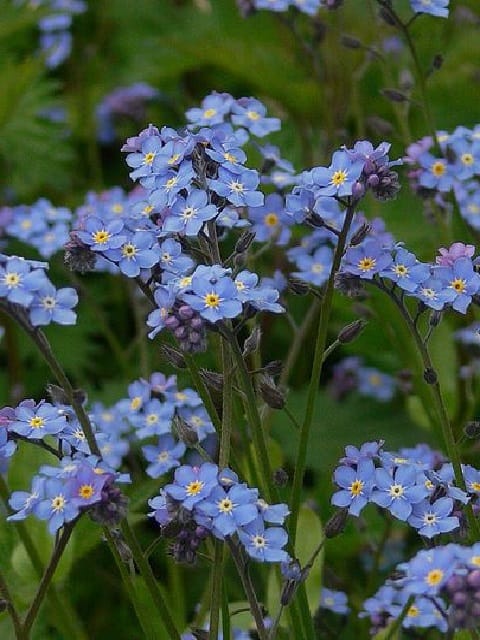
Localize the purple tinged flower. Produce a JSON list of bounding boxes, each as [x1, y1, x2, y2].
[[150, 162, 195, 208], [29, 283, 78, 326], [340, 441, 384, 466], [142, 434, 186, 478], [341, 239, 393, 280], [165, 462, 219, 510], [407, 497, 459, 538], [331, 457, 376, 515], [146, 285, 177, 339], [196, 483, 258, 537], [209, 167, 264, 208], [380, 247, 430, 292], [162, 190, 218, 236], [320, 588, 350, 615], [10, 400, 67, 439], [357, 367, 396, 402], [433, 257, 480, 313], [370, 464, 429, 520], [436, 242, 475, 266], [66, 463, 110, 508], [310, 150, 365, 198], [238, 516, 289, 563], [33, 478, 79, 534]]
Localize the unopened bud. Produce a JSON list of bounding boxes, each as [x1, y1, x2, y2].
[[159, 344, 186, 369], [464, 421, 480, 439], [46, 384, 87, 406], [423, 368, 437, 385], [432, 53, 443, 71], [338, 319, 367, 344], [272, 468, 289, 487], [243, 325, 262, 357], [349, 224, 371, 246], [258, 375, 285, 410], [341, 34, 362, 49], [380, 88, 409, 103], [305, 211, 326, 228], [235, 230, 256, 254], [288, 277, 310, 296], [429, 310, 442, 327], [324, 508, 348, 538]]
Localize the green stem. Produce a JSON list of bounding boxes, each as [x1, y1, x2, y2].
[[376, 283, 480, 540], [183, 353, 222, 433], [289, 202, 357, 547], [384, 595, 414, 640], [120, 520, 181, 640], [0, 568, 25, 639], [22, 522, 76, 636], [226, 540, 268, 640], [0, 476, 87, 640]]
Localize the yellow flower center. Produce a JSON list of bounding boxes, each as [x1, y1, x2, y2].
[[470, 555, 480, 566], [157, 451, 170, 462], [423, 512, 437, 526], [247, 110, 261, 121], [186, 480, 204, 497], [264, 212, 278, 227], [51, 495, 65, 511], [130, 396, 142, 411], [5, 273, 20, 287], [165, 177, 178, 190], [431, 161, 445, 177], [389, 484, 404, 498], [358, 257, 376, 272], [203, 108, 217, 119], [461, 153, 474, 166], [224, 152, 237, 163], [394, 264, 408, 276], [168, 153, 181, 165], [29, 416, 45, 429], [252, 534, 266, 548], [218, 498, 234, 513], [92, 230, 110, 244], [331, 170, 347, 187], [41, 296, 56, 309], [78, 484, 94, 500], [112, 203, 123, 214], [425, 569, 444, 586], [204, 292, 220, 308], [230, 181, 244, 193], [311, 263, 324, 274], [21, 219, 32, 229], [369, 373, 381, 386], [143, 204, 154, 216], [407, 605, 419, 618], [146, 413, 159, 424], [470, 482, 480, 492], [122, 243, 137, 258], [349, 479, 364, 497], [143, 152, 156, 165], [450, 278, 466, 293]]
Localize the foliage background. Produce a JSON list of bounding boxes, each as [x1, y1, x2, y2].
[[1, 0, 480, 637]]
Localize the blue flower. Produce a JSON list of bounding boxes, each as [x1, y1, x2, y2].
[[341, 239, 393, 280], [162, 190, 218, 236], [331, 458, 376, 515], [8, 476, 45, 522], [410, 0, 449, 18], [231, 97, 281, 137], [407, 497, 459, 538], [75, 217, 126, 252], [209, 167, 264, 208], [370, 464, 429, 520], [142, 434, 186, 478], [181, 267, 242, 323], [29, 283, 78, 326], [247, 193, 292, 245], [105, 230, 161, 277], [310, 150, 365, 198], [0, 257, 47, 306], [291, 246, 333, 287], [196, 483, 258, 537], [319, 588, 350, 615], [66, 463, 110, 508], [165, 462, 219, 510], [417, 153, 454, 191], [411, 276, 455, 310], [380, 247, 430, 292], [186, 93, 234, 127], [33, 478, 79, 534], [357, 367, 396, 402], [433, 256, 480, 314], [10, 400, 67, 440], [238, 516, 289, 563]]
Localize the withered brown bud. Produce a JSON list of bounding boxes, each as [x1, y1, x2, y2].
[[46, 383, 87, 406], [324, 508, 348, 538], [349, 223, 372, 246], [338, 319, 367, 344], [235, 230, 256, 254], [341, 34, 362, 49], [263, 360, 283, 377], [199, 368, 224, 394], [288, 277, 310, 296], [159, 344, 187, 369], [173, 413, 199, 446], [243, 325, 262, 357], [258, 375, 285, 410], [429, 310, 442, 327]]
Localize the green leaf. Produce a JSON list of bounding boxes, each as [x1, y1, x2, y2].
[[295, 505, 324, 612]]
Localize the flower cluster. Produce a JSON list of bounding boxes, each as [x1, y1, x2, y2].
[[8, 456, 125, 534], [406, 124, 480, 229], [25, 0, 87, 69], [328, 356, 397, 402], [330, 440, 474, 538], [340, 240, 480, 315], [361, 543, 480, 634], [0, 253, 78, 326], [149, 463, 290, 564]]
